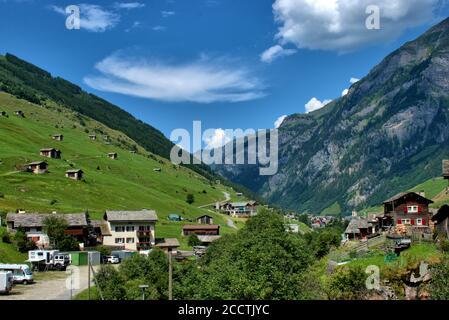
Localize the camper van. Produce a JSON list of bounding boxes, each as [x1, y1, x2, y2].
[[0, 272, 14, 294], [0, 264, 34, 284], [28, 250, 70, 271]]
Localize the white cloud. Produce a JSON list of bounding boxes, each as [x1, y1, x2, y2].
[[114, 2, 145, 9], [341, 89, 349, 96], [152, 25, 166, 31], [204, 129, 232, 149], [274, 115, 287, 128], [161, 10, 176, 18], [50, 4, 120, 32], [260, 45, 296, 63], [84, 53, 266, 103], [267, 0, 439, 53], [305, 97, 332, 113], [350, 77, 360, 84]]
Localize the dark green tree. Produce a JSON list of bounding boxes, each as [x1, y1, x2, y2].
[[186, 193, 195, 205]]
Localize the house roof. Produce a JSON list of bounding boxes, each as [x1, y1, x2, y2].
[[197, 235, 221, 243], [28, 161, 47, 166], [383, 192, 433, 205], [443, 160, 449, 177], [344, 218, 369, 234], [105, 210, 158, 222], [40, 148, 58, 152], [66, 169, 83, 174], [6, 213, 88, 228], [432, 205, 449, 224], [91, 220, 112, 236], [155, 238, 180, 248], [183, 225, 220, 230], [52, 134, 63, 137], [197, 215, 213, 219]]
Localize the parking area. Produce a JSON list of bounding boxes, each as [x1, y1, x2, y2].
[[0, 266, 98, 300]]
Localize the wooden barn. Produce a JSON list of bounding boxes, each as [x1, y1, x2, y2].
[[40, 148, 61, 159], [196, 215, 214, 225], [66, 169, 84, 180], [432, 205, 449, 239], [27, 161, 48, 174], [14, 110, 24, 117], [52, 134, 64, 141], [108, 152, 118, 160], [89, 134, 97, 141], [182, 225, 220, 236]]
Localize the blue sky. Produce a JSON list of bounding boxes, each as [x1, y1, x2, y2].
[[1, 0, 448, 150]]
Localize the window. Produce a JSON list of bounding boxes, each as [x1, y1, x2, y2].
[[416, 219, 423, 226], [402, 219, 411, 225], [139, 226, 151, 231], [115, 226, 125, 232], [407, 206, 418, 214], [126, 226, 135, 232], [115, 238, 125, 244], [126, 238, 135, 244]]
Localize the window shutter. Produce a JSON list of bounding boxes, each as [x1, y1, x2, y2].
[[397, 219, 402, 225], [422, 219, 426, 225], [403, 207, 408, 214], [418, 206, 422, 214], [411, 219, 415, 225]]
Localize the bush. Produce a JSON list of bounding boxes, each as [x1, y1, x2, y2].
[[430, 255, 449, 299], [186, 194, 195, 205], [326, 265, 368, 300], [187, 234, 202, 247], [1, 230, 11, 244], [439, 240, 449, 253]]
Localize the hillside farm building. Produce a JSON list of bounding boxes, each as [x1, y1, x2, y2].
[[155, 238, 180, 254], [27, 161, 48, 174], [66, 169, 83, 180], [108, 152, 118, 160], [182, 225, 220, 236], [0, 111, 7, 116], [40, 148, 61, 159], [14, 110, 24, 117], [196, 215, 214, 225], [6, 212, 89, 242], [102, 210, 158, 251], [89, 134, 97, 141], [52, 134, 64, 141], [383, 192, 433, 231], [432, 205, 449, 239]]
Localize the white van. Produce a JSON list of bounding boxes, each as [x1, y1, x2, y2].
[[0, 264, 34, 284], [0, 271, 14, 294]]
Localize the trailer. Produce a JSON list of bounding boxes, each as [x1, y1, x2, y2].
[[27, 250, 70, 271], [0, 272, 14, 294]]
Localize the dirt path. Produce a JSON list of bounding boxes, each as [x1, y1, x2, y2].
[[0, 266, 97, 300]]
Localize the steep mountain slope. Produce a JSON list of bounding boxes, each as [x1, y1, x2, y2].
[[217, 17, 449, 214], [0, 92, 240, 245]]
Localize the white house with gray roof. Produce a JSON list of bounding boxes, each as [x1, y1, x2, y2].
[[102, 210, 158, 251]]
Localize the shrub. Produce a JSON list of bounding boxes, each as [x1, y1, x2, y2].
[[187, 234, 202, 247], [186, 194, 195, 205]]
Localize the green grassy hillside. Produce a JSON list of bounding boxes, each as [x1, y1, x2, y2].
[[0, 92, 242, 247]]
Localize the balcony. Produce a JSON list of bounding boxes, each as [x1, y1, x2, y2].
[[137, 231, 152, 237]]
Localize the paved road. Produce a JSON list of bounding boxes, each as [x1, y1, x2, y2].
[[226, 218, 237, 229], [0, 266, 98, 300], [198, 191, 231, 209]]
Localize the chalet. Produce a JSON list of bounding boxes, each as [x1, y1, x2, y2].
[[220, 201, 258, 218], [182, 225, 220, 236], [102, 210, 158, 251], [6, 212, 89, 242], [103, 135, 110, 141], [197, 235, 221, 246], [27, 161, 48, 174], [66, 169, 83, 180], [196, 215, 214, 225], [155, 238, 180, 254], [89, 135, 97, 141], [26, 232, 50, 249], [344, 218, 371, 240], [108, 152, 118, 160], [40, 148, 61, 159], [14, 110, 24, 117], [383, 192, 433, 230], [153, 168, 162, 172], [432, 205, 449, 239], [52, 134, 64, 141], [0, 111, 7, 117]]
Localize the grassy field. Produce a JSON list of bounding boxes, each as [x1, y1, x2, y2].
[[0, 92, 244, 248], [0, 227, 27, 263]]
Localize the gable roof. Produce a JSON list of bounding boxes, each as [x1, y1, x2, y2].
[[197, 215, 213, 219], [183, 225, 220, 230], [6, 213, 88, 228], [28, 161, 47, 166], [155, 238, 180, 248], [432, 205, 449, 224], [105, 210, 158, 222], [66, 169, 83, 174], [383, 192, 433, 205], [344, 218, 369, 234]]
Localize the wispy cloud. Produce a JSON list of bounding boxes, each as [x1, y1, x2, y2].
[[114, 2, 145, 9], [152, 25, 166, 31], [161, 10, 176, 18], [84, 53, 266, 103], [49, 4, 120, 32], [260, 45, 296, 63]]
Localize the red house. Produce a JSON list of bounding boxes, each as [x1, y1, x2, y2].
[[383, 192, 433, 228]]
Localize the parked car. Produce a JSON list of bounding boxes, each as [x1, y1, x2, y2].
[[0, 271, 14, 294], [0, 264, 34, 284], [105, 256, 120, 264]]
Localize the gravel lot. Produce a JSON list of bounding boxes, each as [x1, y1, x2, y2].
[[0, 265, 98, 300]]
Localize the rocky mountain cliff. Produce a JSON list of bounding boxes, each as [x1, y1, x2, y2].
[[216, 17, 449, 214]]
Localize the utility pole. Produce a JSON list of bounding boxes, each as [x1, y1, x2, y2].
[[168, 248, 173, 300], [88, 254, 91, 300]]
